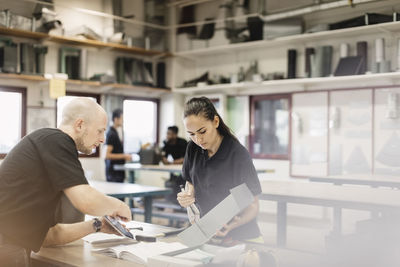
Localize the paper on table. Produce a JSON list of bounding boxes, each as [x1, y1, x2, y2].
[[93, 241, 188, 264], [82, 233, 135, 245]]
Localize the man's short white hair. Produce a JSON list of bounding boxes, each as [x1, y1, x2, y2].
[[60, 97, 101, 126]]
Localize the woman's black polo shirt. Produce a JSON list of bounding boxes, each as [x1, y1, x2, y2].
[[182, 134, 262, 240]]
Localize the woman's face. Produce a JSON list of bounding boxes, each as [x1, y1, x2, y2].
[[184, 114, 220, 150]]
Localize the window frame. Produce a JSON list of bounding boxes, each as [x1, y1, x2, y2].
[[122, 96, 160, 153], [0, 86, 27, 159], [249, 93, 291, 160], [56, 91, 101, 158]]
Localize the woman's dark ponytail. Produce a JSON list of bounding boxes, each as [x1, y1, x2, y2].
[[184, 97, 236, 140]]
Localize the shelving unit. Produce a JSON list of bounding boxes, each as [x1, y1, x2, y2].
[[172, 72, 400, 95], [174, 20, 400, 57], [0, 26, 166, 57], [0, 73, 171, 97]]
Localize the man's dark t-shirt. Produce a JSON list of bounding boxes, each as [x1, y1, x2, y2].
[[105, 127, 125, 182], [162, 137, 188, 160], [182, 135, 262, 240], [0, 128, 88, 252]]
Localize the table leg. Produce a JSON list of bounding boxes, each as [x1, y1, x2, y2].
[[332, 207, 342, 235], [128, 171, 135, 208], [144, 196, 153, 223], [277, 201, 287, 247], [128, 170, 135, 183]]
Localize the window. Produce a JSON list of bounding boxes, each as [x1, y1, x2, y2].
[[0, 87, 26, 159], [56, 92, 101, 157], [250, 94, 291, 159], [123, 98, 159, 153]]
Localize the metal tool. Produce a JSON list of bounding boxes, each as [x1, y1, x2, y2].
[[180, 182, 200, 224]]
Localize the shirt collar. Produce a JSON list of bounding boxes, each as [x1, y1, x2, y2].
[[203, 135, 231, 161]]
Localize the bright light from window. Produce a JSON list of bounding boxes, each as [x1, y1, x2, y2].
[[123, 99, 157, 153], [0, 92, 22, 153]]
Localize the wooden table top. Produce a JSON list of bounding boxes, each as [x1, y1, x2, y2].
[[31, 221, 175, 267]]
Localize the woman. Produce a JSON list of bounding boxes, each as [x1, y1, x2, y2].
[[177, 96, 263, 243]]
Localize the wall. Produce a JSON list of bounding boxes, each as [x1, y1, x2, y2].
[[173, 0, 400, 183], [0, 0, 149, 181]]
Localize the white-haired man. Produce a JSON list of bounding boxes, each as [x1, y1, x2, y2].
[[0, 98, 131, 260]]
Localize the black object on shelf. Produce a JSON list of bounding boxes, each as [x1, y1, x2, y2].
[[34, 45, 48, 74], [156, 62, 166, 89], [197, 18, 215, 40], [287, 49, 297, 79], [0, 38, 17, 73], [20, 43, 35, 74], [356, 41, 368, 74], [177, 5, 196, 36], [329, 13, 393, 30], [305, 47, 315, 78], [247, 16, 264, 41], [20, 43, 47, 75], [334, 56, 364, 76], [59, 47, 81, 80], [115, 57, 154, 87], [182, 72, 209, 88]]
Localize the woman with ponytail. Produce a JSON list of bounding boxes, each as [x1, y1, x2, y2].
[[177, 96, 263, 243]]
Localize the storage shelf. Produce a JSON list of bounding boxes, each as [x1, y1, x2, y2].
[[172, 72, 400, 95], [0, 26, 166, 57], [174, 20, 400, 57], [0, 73, 171, 97]]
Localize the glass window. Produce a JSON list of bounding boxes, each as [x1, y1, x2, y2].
[[56, 92, 101, 157], [250, 94, 290, 159], [123, 98, 159, 153], [0, 87, 26, 158]]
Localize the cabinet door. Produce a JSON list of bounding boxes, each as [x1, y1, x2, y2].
[[374, 88, 400, 176], [329, 89, 373, 176], [291, 92, 328, 177]]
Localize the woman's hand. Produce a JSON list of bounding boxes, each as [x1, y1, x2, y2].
[[215, 216, 241, 237], [177, 182, 195, 208]]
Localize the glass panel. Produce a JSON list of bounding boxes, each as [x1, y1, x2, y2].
[[123, 99, 157, 153], [0, 91, 22, 153], [253, 98, 289, 156]]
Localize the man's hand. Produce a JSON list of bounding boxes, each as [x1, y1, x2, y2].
[[99, 216, 129, 236], [124, 154, 132, 161], [177, 182, 195, 208], [111, 201, 131, 222]]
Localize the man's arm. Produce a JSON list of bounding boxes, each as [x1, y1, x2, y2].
[[172, 157, 184, 164], [63, 184, 131, 220], [105, 145, 132, 161], [42, 217, 119, 247]]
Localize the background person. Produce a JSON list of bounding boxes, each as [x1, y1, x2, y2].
[[0, 98, 131, 258], [162, 126, 187, 205], [105, 108, 132, 183], [161, 125, 187, 165], [177, 96, 263, 243]]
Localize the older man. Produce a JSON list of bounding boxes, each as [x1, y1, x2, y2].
[[0, 98, 131, 258]]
